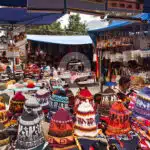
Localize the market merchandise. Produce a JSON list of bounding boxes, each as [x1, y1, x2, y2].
[[9, 92, 26, 114], [0, 102, 8, 125], [47, 108, 79, 149], [15, 109, 45, 150], [106, 101, 131, 135], [74, 87, 94, 113], [36, 88, 50, 114], [131, 87, 150, 147], [50, 89, 69, 110], [74, 100, 98, 137], [23, 96, 44, 120]]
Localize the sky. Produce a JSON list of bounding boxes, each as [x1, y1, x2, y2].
[[58, 13, 108, 30]]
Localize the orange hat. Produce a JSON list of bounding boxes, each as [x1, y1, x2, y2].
[[106, 101, 131, 136]]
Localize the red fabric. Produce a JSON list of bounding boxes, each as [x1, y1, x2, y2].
[[13, 92, 25, 101]]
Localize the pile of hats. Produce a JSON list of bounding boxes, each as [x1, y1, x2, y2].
[[131, 87, 150, 149]]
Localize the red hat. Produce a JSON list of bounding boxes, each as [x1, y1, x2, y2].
[[47, 108, 75, 148], [77, 87, 93, 101], [9, 92, 26, 114], [13, 92, 25, 101], [106, 101, 131, 136]]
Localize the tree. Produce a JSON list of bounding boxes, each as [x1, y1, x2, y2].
[[65, 14, 87, 35], [27, 14, 87, 35], [26, 21, 64, 35]]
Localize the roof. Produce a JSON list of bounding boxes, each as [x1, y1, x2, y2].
[[88, 13, 149, 33], [27, 35, 92, 45], [0, 8, 63, 25]]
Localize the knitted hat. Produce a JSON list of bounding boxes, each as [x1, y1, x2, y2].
[[36, 89, 50, 113], [75, 87, 94, 113], [0, 123, 9, 147], [50, 89, 69, 110], [47, 108, 77, 149], [24, 96, 44, 120], [15, 109, 45, 150], [133, 87, 150, 120], [0, 83, 7, 91], [106, 101, 131, 136], [9, 92, 26, 114], [74, 100, 98, 137], [0, 102, 8, 125]]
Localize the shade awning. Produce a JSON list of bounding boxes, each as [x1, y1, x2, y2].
[[27, 35, 93, 45], [0, 8, 63, 25]]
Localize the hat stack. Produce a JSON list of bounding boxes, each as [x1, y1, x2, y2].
[[0, 123, 10, 148], [15, 109, 45, 150], [50, 89, 69, 111], [24, 96, 44, 120], [0, 73, 9, 82], [74, 88, 94, 113], [9, 92, 26, 115], [46, 108, 79, 149], [131, 87, 150, 145], [36, 89, 50, 114], [74, 100, 98, 137], [0, 102, 8, 125], [106, 101, 131, 136]]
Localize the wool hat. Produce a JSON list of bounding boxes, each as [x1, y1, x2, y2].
[[74, 87, 94, 113], [9, 92, 26, 114], [0, 123, 9, 147], [0, 102, 8, 125], [106, 101, 131, 136], [36, 89, 50, 114], [47, 108, 79, 149], [133, 87, 150, 120], [24, 96, 44, 120], [15, 109, 45, 150], [50, 89, 69, 110], [74, 100, 98, 137]]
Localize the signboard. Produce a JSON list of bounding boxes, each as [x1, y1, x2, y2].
[[107, 0, 144, 12]]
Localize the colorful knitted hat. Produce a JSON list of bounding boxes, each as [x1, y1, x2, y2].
[[36, 89, 50, 113], [9, 92, 26, 114], [0, 123, 10, 147], [133, 87, 150, 120], [75, 87, 94, 113], [50, 89, 69, 110], [24, 96, 44, 120], [47, 108, 77, 149], [15, 109, 45, 150], [74, 100, 98, 137], [0, 102, 8, 125], [106, 101, 131, 136]]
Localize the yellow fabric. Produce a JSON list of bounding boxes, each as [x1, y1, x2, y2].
[[0, 137, 9, 146]]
